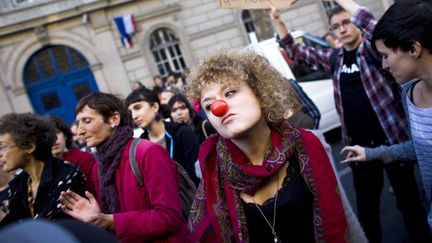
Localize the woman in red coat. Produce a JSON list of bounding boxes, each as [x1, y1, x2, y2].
[[59, 92, 190, 243]]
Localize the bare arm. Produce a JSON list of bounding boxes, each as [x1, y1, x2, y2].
[[269, 4, 288, 38], [335, 0, 362, 15]]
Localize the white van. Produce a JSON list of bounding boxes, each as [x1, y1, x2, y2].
[[245, 31, 340, 134]]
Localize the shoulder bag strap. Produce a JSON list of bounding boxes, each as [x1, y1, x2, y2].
[[129, 138, 144, 187]]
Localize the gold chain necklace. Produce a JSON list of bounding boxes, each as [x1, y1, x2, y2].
[[27, 177, 35, 217], [251, 173, 281, 243]]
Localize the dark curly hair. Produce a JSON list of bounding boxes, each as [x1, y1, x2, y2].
[[46, 115, 73, 150], [0, 112, 56, 161]]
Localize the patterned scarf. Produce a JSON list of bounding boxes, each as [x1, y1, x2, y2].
[[189, 120, 347, 243], [97, 125, 133, 214]]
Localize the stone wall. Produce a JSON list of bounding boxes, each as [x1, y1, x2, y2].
[[0, 0, 388, 116]]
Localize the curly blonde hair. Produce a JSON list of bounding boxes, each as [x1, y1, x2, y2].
[[186, 50, 299, 124]]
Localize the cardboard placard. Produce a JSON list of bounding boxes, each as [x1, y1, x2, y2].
[[219, 0, 295, 9]]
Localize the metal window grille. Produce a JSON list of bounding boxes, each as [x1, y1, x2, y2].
[[149, 28, 186, 77], [322, 0, 340, 16], [241, 10, 255, 34]]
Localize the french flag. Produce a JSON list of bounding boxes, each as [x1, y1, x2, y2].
[[114, 15, 137, 48]]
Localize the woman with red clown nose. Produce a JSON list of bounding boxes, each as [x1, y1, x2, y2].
[[186, 50, 357, 243]]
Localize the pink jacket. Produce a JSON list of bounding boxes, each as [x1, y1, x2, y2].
[[92, 139, 191, 243]]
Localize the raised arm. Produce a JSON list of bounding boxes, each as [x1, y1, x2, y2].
[[336, 0, 377, 40], [269, 4, 334, 74], [269, 4, 288, 39], [335, 0, 361, 15]]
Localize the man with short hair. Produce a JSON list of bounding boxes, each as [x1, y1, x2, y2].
[[271, 0, 430, 242]]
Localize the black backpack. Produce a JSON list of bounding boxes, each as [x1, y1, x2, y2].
[[128, 138, 197, 219]]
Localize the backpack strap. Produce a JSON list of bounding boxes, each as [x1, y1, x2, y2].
[[129, 138, 144, 187]]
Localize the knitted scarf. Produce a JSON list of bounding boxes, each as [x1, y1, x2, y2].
[[97, 125, 133, 214], [189, 120, 347, 243]]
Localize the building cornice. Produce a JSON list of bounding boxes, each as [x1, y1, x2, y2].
[[135, 3, 181, 22], [0, 0, 135, 37], [189, 22, 237, 41]]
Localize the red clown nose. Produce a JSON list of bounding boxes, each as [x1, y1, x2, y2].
[[210, 100, 228, 117]]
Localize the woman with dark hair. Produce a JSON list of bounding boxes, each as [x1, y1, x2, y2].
[[168, 93, 216, 144], [125, 88, 200, 185], [342, 0, 432, 235], [0, 113, 85, 225], [59, 92, 190, 243], [47, 115, 97, 196]]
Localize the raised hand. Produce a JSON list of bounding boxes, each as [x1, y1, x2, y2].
[[60, 190, 100, 223], [335, 0, 362, 15], [268, 3, 280, 20], [268, 3, 288, 38], [340, 145, 366, 163]]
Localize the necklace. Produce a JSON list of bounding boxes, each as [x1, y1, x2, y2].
[[251, 173, 281, 243], [27, 177, 35, 217]]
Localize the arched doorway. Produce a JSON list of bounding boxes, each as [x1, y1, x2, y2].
[[24, 45, 98, 124]]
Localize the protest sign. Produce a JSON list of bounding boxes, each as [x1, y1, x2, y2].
[[219, 0, 295, 9]]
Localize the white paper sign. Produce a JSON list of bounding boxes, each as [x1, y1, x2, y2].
[[219, 0, 295, 9]]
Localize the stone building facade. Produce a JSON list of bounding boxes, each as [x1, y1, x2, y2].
[[0, 0, 390, 123]]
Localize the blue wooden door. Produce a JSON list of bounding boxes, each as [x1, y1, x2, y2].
[[24, 45, 98, 124]]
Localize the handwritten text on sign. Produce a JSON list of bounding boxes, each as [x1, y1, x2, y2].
[[219, 0, 295, 9]]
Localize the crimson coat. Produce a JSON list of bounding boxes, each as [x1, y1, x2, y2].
[[92, 138, 191, 243]]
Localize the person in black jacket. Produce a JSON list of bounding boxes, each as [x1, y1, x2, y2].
[[0, 113, 85, 226], [168, 93, 217, 144], [125, 88, 200, 185]]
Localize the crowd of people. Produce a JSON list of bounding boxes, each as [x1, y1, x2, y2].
[[0, 0, 431, 242], [272, 0, 432, 242]]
